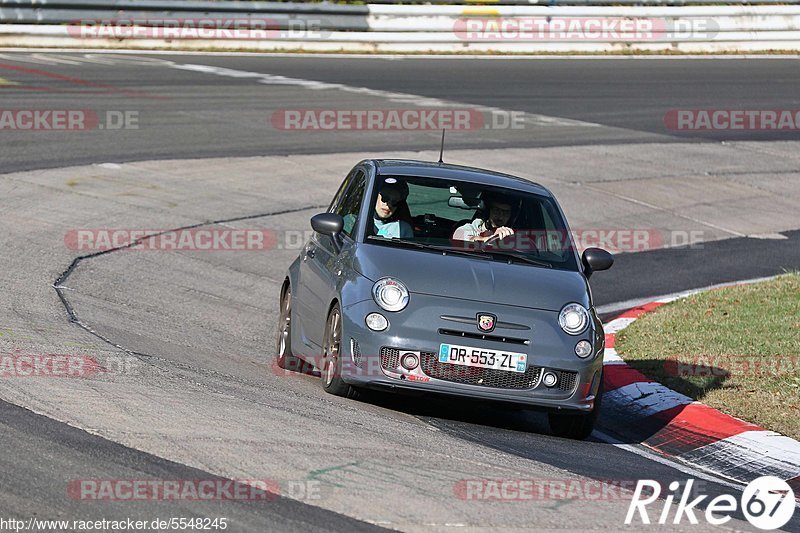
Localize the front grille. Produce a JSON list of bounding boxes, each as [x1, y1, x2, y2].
[[380, 347, 542, 390], [380, 346, 400, 370], [553, 369, 578, 392]]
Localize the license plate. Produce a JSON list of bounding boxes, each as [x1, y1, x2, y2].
[[438, 343, 527, 373]]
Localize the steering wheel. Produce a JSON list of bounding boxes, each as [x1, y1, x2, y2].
[[483, 231, 539, 253]]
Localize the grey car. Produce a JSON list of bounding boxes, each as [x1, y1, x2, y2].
[[276, 159, 613, 439]]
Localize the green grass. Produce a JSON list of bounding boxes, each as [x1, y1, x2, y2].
[[615, 272, 800, 440]]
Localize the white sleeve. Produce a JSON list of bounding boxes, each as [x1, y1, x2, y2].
[[453, 220, 482, 241]]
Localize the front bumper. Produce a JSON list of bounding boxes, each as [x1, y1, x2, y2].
[[340, 295, 604, 413]]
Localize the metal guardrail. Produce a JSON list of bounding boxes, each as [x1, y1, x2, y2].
[[1, 0, 800, 52], [0, 0, 368, 14], [0, 0, 369, 31], [1, 0, 799, 14]]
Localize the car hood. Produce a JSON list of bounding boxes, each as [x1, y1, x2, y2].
[[353, 244, 590, 312]]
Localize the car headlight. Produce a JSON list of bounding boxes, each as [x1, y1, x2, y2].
[[559, 303, 589, 335], [372, 277, 409, 312]]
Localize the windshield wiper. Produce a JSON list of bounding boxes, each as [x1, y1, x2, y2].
[[366, 236, 435, 250], [366, 236, 493, 260], [480, 249, 553, 268]]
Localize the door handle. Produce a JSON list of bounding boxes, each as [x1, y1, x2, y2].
[[304, 247, 316, 260]]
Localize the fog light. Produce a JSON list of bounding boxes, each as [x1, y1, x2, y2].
[[400, 352, 419, 370], [365, 313, 388, 331], [575, 340, 592, 358], [542, 371, 558, 388]]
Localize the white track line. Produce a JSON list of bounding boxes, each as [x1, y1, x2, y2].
[[168, 62, 603, 129], [681, 431, 800, 482]]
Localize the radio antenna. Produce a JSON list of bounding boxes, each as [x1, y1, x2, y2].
[[438, 129, 446, 164]]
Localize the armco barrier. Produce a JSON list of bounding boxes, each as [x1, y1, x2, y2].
[[1, 0, 800, 52]]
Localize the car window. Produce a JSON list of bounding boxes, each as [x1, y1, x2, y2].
[[335, 170, 366, 238], [329, 168, 357, 214], [531, 200, 574, 261], [364, 174, 579, 271], [407, 182, 475, 220]]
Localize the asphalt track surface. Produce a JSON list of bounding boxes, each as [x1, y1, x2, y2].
[[0, 52, 799, 532], [1, 54, 800, 173], [0, 399, 381, 532]]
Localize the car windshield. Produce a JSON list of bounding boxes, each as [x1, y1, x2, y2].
[[364, 175, 579, 271]]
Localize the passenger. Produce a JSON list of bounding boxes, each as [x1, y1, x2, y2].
[[373, 178, 414, 239], [453, 192, 515, 243]]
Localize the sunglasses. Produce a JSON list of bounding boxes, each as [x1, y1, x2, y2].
[[379, 193, 402, 207]]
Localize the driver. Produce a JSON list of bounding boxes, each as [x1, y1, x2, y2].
[[453, 192, 515, 242], [373, 178, 413, 239]]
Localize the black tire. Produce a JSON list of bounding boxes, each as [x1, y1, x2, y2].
[[276, 284, 306, 373], [321, 304, 357, 398], [548, 376, 603, 440]]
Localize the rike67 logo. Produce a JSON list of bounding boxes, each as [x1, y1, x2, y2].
[[626, 477, 796, 530]]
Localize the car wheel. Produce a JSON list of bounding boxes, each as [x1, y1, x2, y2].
[[548, 378, 603, 440], [321, 304, 357, 398], [275, 284, 306, 372]]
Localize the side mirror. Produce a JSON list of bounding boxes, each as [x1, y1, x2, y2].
[[311, 213, 344, 236], [311, 213, 344, 252], [581, 247, 613, 278]]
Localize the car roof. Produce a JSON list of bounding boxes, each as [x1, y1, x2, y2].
[[372, 159, 553, 198]]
